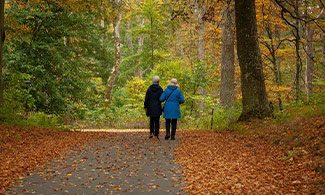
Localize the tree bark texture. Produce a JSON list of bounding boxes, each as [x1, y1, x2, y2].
[[150, 14, 154, 69], [220, 3, 235, 108], [294, 0, 302, 102], [105, 0, 122, 102], [196, 0, 207, 111], [137, 16, 144, 53], [235, 0, 271, 121], [323, 33, 325, 79], [196, 1, 206, 62], [127, 20, 133, 48], [0, 0, 5, 107], [305, 22, 314, 99]]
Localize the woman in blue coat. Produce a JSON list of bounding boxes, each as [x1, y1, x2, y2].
[[160, 78, 185, 140]]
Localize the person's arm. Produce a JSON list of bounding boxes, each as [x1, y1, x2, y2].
[[159, 90, 166, 102], [179, 90, 185, 104], [144, 88, 150, 108]]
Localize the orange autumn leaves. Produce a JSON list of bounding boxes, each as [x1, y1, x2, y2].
[[175, 128, 323, 194]]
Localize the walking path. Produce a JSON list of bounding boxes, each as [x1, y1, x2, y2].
[[7, 132, 185, 195], [74, 129, 148, 133]]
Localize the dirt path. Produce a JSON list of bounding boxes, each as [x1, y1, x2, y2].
[[6, 132, 185, 195]]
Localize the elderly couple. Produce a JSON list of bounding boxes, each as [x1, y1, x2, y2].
[[144, 76, 185, 140]]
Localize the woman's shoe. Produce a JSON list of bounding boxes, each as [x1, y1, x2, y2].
[[171, 136, 175, 140], [165, 135, 170, 140], [149, 133, 153, 138]]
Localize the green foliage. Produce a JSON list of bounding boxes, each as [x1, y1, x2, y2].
[[111, 77, 148, 128], [3, 1, 113, 126], [24, 112, 60, 128], [0, 111, 60, 129], [273, 92, 325, 123], [182, 102, 242, 130], [3, 0, 324, 130]]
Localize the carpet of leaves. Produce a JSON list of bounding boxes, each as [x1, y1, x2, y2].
[[175, 115, 324, 194], [0, 124, 108, 194], [1, 114, 324, 194]]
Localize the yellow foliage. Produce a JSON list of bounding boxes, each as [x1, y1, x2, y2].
[[124, 77, 147, 104]]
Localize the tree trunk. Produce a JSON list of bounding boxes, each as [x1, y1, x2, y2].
[[196, 0, 206, 111], [197, 1, 205, 62], [294, 0, 302, 102], [105, 0, 122, 102], [100, 0, 106, 43], [235, 0, 272, 121], [135, 16, 144, 77], [150, 14, 154, 69], [0, 0, 5, 107], [177, 32, 185, 60], [220, 3, 235, 108], [269, 24, 283, 110], [305, 22, 314, 99], [137, 16, 144, 53], [323, 33, 325, 79], [127, 20, 133, 48]]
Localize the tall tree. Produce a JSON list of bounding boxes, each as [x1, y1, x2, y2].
[[220, 1, 235, 108], [259, 0, 287, 110], [105, 0, 123, 103], [235, 0, 272, 121], [305, 21, 314, 99], [323, 33, 325, 79], [0, 0, 5, 107], [196, 0, 206, 62], [293, 0, 302, 101], [274, 0, 304, 101], [126, 21, 133, 48], [304, 0, 317, 100], [195, 0, 207, 110]]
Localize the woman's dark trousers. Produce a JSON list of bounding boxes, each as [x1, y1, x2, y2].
[[150, 117, 160, 136], [165, 119, 177, 138]]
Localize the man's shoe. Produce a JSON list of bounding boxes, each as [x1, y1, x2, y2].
[[171, 136, 175, 140], [155, 135, 159, 139], [165, 135, 170, 140], [149, 133, 153, 138]]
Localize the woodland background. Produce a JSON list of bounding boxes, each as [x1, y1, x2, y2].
[[0, 0, 324, 129]]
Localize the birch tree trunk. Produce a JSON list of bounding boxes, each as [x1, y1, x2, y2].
[[105, 0, 122, 102], [235, 0, 272, 121], [137, 16, 144, 53], [127, 21, 133, 48], [100, 0, 106, 43], [196, 1, 206, 62], [220, 3, 235, 108], [196, 0, 206, 111], [305, 22, 314, 99], [0, 0, 5, 106], [135, 16, 144, 78]]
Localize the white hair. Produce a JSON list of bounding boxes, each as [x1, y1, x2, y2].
[[152, 76, 160, 83]]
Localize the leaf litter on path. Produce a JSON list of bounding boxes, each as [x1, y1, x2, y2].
[[3, 129, 185, 194], [1, 117, 324, 194]]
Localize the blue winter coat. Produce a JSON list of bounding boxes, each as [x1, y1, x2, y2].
[[160, 86, 185, 119]]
